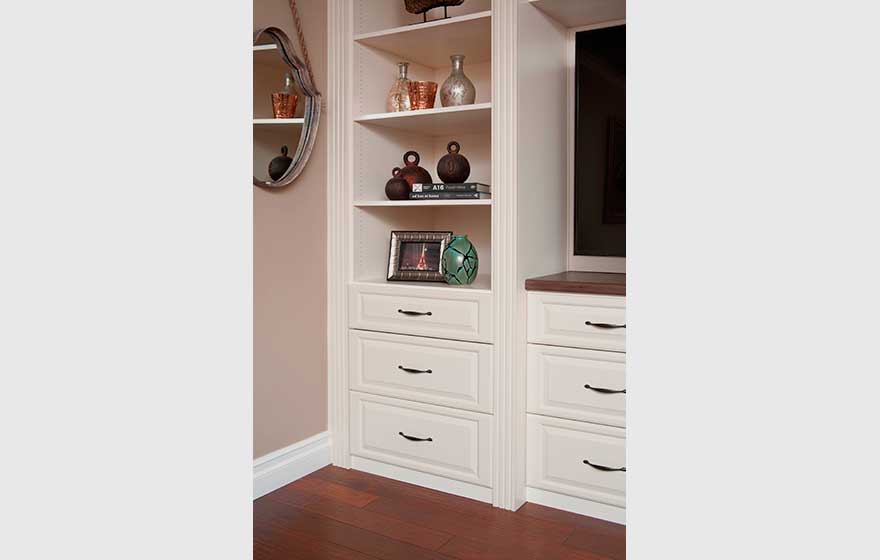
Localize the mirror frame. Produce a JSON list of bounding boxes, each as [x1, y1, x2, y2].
[[253, 27, 322, 188]]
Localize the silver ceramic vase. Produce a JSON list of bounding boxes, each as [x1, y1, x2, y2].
[[386, 62, 413, 112], [439, 55, 476, 107]]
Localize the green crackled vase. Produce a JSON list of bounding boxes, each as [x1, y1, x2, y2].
[[442, 235, 479, 285]]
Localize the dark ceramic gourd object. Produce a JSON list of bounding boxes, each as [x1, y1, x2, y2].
[[268, 145, 293, 181], [385, 167, 411, 200], [397, 150, 433, 187], [437, 140, 470, 183]]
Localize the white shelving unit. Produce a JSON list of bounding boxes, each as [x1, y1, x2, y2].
[[528, 0, 625, 28], [353, 199, 491, 207], [328, 0, 572, 514], [354, 10, 492, 68], [355, 103, 492, 135]]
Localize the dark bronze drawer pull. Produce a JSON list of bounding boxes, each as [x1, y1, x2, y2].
[[585, 321, 625, 329], [399, 431, 433, 442], [584, 384, 626, 394], [583, 459, 626, 472], [399, 365, 432, 374], [398, 309, 433, 317]]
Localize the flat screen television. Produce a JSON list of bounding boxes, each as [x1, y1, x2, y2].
[[574, 24, 625, 258]]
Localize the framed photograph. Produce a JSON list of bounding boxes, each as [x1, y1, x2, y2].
[[387, 231, 452, 282]]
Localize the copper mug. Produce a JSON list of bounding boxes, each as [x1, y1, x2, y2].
[[407, 81, 437, 110], [271, 92, 299, 118]]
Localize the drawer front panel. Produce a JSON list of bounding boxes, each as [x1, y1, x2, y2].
[[527, 344, 625, 427], [528, 292, 626, 351], [350, 330, 493, 412], [350, 392, 492, 487], [527, 414, 625, 508], [349, 283, 492, 343]]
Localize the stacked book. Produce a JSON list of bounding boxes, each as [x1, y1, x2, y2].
[[410, 183, 491, 200]]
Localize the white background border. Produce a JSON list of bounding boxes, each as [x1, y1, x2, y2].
[[3, 0, 880, 558]]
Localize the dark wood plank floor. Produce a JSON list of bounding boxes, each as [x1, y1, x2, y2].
[[254, 466, 625, 560]]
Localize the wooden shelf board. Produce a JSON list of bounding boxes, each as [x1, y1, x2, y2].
[[253, 118, 304, 125], [354, 11, 492, 68], [355, 102, 491, 135], [527, 0, 625, 28], [353, 275, 492, 294], [354, 199, 491, 207]]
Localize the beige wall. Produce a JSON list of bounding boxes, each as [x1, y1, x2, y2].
[[254, 0, 327, 458]]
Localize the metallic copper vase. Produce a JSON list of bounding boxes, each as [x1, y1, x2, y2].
[[271, 93, 298, 118], [272, 72, 299, 118], [407, 81, 438, 110]]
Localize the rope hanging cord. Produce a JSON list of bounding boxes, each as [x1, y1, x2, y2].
[[289, 0, 316, 90]]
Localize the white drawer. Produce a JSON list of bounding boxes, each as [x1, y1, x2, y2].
[[528, 292, 625, 352], [350, 330, 493, 412], [527, 344, 625, 427], [350, 392, 492, 487], [527, 414, 625, 508], [349, 282, 492, 343]]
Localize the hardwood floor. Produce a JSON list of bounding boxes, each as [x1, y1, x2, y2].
[[254, 466, 625, 560]]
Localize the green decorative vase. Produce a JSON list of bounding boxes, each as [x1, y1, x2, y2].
[[442, 235, 479, 285]]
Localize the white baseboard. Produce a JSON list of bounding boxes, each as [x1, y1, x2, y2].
[[350, 456, 493, 504], [253, 431, 331, 499], [525, 486, 626, 525]]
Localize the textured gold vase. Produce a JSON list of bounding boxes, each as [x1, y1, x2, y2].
[[386, 62, 413, 112]]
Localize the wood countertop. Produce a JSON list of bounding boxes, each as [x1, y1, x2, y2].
[[525, 271, 626, 296]]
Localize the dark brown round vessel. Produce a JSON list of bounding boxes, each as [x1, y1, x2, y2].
[[268, 145, 293, 181], [384, 167, 410, 200], [437, 141, 470, 184], [397, 150, 433, 187]]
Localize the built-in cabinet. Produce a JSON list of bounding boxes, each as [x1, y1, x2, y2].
[[327, 0, 625, 519], [526, 291, 626, 524]]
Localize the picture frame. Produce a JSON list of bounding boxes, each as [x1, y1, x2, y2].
[[387, 231, 453, 282]]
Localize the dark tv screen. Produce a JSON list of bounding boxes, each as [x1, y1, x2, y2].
[[574, 25, 625, 257]]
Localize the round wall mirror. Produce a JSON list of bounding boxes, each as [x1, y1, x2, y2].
[[253, 27, 321, 188]]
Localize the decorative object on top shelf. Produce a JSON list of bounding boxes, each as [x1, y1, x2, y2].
[[253, 26, 321, 189], [407, 81, 438, 110], [268, 146, 294, 181], [397, 151, 433, 186], [441, 234, 479, 285], [385, 167, 411, 200], [440, 55, 476, 107], [387, 231, 453, 282], [271, 72, 299, 118], [436, 140, 470, 183], [403, 0, 465, 23], [386, 62, 413, 112]]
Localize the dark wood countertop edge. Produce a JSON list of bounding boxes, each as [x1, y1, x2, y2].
[[525, 272, 626, 296]]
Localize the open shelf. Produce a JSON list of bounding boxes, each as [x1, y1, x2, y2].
[[354, 10, 492, 68], [354, 199, 491, 207], [354, 127, 491, 200], [355, 103, 491, 135], [527, 0, 625, 28], [253, 118, 305, 125], [353, 275, 492, 294], [353, 205, 491, 282]]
